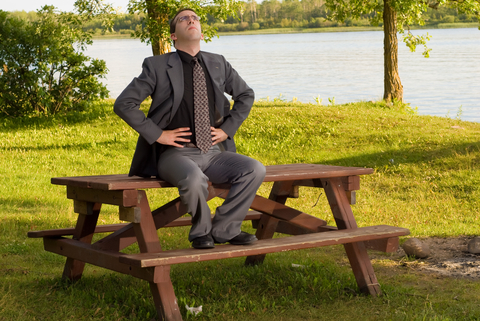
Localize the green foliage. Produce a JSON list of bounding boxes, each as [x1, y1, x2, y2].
[[0, 7, 108, 117], [324, 0, 480, 54], [6, 4, 478, 37], [127, 0, 241, 48]]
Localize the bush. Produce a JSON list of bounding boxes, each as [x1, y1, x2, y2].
[[236, 22, 249, 31], [442, 15, 456, 23], [0, 7, 108, 117]]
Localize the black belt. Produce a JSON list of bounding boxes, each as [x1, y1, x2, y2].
[[184, 143, 197, 148]]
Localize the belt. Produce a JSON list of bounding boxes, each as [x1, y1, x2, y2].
[[184, 143, 197, 148]]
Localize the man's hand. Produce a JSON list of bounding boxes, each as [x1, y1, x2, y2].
[[156, 127, 191, 147], [211, 127, 228, 146]]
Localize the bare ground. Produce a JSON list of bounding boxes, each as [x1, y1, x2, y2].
[[377, 236, 480, 280]]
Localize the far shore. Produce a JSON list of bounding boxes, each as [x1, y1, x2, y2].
[[92, 22, 479, 39]]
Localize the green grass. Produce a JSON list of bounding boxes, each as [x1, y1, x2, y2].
[[1, 100, 479, 320]]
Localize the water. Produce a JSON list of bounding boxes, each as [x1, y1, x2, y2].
[[87, 28, 480, 122]]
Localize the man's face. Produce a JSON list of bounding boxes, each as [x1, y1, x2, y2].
[[171, 10, 204, 45]]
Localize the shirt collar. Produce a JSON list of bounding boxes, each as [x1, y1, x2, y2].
[[176, 50, 203, 65]]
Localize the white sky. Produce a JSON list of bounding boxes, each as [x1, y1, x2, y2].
[[2, 0, 131, 13]]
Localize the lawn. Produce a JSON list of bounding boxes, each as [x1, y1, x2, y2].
[[1, 100, 479, 320]]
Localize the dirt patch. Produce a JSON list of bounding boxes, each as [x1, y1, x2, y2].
[[397, 236, 480, 280], [374, 236, 480, 280]]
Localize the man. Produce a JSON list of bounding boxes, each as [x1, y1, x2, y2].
[[114, 8, 266, 249]]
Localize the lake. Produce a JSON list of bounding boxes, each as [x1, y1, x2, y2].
[[86, 28, 480, 122]]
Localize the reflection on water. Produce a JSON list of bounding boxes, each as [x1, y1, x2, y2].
[[87, 28, 480, 122]]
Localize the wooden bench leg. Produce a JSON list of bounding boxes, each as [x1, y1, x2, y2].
[[245, 214, 279, 266], [133, 191, 183, 321], [245, 181, 293, 266], [150, 266, 182, 321], [62, 202, 101, 281], [321, 178, 381, 296]]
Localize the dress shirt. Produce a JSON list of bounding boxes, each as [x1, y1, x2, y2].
[[165, 50, 216, 146]]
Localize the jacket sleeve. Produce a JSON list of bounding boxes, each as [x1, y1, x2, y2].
[[114, 58, 164, 145], [218, 56, 255, 139]]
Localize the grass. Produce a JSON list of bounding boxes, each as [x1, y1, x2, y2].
[[1, 100, 479, 320]]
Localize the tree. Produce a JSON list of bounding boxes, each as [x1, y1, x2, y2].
[[0, 7, 108, 117], [76, 0, 241, 56], [324, 0, 480, 101]]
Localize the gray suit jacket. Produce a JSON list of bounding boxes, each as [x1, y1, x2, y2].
[[114, 51, 255, 177]]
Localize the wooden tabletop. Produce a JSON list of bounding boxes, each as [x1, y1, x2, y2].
[[51, 163, 374, 191]]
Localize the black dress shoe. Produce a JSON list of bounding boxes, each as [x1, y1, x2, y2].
[[228, 232, 258, 245], [191, 234, 215, 249]]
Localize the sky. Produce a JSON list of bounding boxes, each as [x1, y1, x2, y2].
[[2, 0, 131, 13]]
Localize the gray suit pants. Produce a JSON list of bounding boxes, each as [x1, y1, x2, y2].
[[157, 145, 266, 242]]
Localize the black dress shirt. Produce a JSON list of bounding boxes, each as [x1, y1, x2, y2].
[[165, 50, 216, 146]]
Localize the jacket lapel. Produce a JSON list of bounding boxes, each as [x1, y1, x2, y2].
[[202, 53, 226, 118], [166, 53, 184, 122]]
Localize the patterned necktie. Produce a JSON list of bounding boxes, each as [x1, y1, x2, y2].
[[192, 57, 212, 153]]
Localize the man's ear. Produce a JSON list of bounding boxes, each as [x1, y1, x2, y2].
[[200, 33, 204, 40], [171, 33, 177, 41]]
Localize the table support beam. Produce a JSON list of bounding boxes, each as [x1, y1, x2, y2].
[[245, 181, 294, 265], [62, 202, 101, 281], [321, 178, 381, 296]]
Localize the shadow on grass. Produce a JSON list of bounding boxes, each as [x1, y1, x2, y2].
[[0, 101, 116, 133], [0, 138, 131, 152], [7, 253, 354, 320], [319, 140, 480, 169], [0, 196, 65, 211]]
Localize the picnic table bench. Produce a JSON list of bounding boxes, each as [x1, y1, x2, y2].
[[28, 163, 410, 321]]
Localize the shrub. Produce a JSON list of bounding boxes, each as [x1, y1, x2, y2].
[[0, 7, 108, 117], [442, 15, 456, 23], [236, 22, 249, 31]]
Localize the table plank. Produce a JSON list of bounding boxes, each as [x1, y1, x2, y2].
[[51, 164, 373, 190], [119, 225, 409, 267]]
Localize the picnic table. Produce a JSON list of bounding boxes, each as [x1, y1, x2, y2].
[[28, 163, 410, 321]]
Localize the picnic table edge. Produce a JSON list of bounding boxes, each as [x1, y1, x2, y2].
[[51, 164, 374, 190]]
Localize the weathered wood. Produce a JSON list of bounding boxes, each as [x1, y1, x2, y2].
[[150, 266, 182, 321], [73, 200, 96, 215], [322, 177, 382, 296], [62, 203, 101, 281], [28, 212, 263, 238], [39, 163, 406, 321], [52, 164, 373, 191], [346, 191, 356, 205], [246, 180, 294, 265], [249, 195, 327, 231], [67, 186, 139, 207], [120, 225, 409, 268], [132, 190, 182, 321], [119, 206, 142, 223], [364, 237, 400, 253], [44, 237, 159, 282], [245, 214, 279, 266]]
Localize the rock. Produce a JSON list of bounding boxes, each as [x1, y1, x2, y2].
[[467, 237, 480, 254], [402, 238, 431, 258]]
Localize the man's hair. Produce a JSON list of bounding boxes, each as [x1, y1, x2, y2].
[[169, 8, 198, 34]]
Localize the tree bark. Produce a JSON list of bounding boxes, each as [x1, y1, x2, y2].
[[383, 0, 403, 101], [146, 0, 171, 56]]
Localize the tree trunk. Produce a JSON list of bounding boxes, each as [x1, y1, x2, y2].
[[146, 0, 171, 56], [383, 0, 403, 101]]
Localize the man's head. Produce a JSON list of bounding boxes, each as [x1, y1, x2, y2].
[[170, 8, 203, 48]]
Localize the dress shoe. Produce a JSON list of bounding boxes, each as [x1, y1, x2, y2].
[[191, 234, 215, 249], [228, 231, 258, 245]]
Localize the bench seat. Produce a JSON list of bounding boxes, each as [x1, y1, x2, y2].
[[119, 225, 409, 268]]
